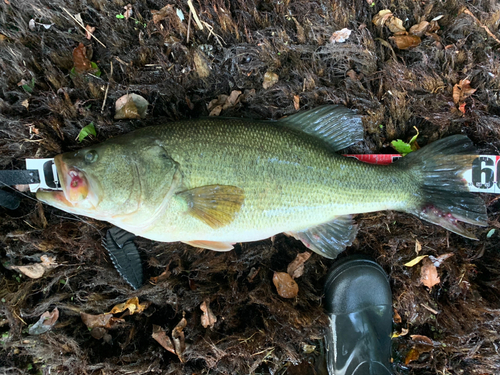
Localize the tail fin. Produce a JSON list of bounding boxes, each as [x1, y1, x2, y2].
[[397, 135, 487, 239]]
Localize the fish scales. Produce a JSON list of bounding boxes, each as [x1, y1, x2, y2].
[[37, 106, 487, 258]]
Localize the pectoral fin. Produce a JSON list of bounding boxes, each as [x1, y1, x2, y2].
[[177, 184, 245, 228], [183, 240, 234, 251], [287, 215, 358, 259]]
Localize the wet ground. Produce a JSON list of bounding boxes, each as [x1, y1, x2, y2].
[[1, 0, 500, 374]]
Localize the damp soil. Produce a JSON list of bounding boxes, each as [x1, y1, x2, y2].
[[1, 0, 500, 374]]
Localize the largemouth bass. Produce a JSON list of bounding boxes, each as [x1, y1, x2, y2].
[[37, 106, 487, 258]]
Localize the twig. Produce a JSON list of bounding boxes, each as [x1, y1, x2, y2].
[[61, 7, 107, 48], [186, 8, 192, 44], [101, 61, 113, 113], [201, 20, 225, 46], [187, 0, 203, 30], [463, 8, 500, 45]]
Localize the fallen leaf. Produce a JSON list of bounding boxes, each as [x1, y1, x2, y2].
[[329, 28, 352, 43], [21, 99, 29, 109], [405, 334, 434, 364], [150, 268, 171, 284], [4, 0, 10, 5], [391, 327, 408, 338], [209, 105, 223, 116], [452, 79, 476, 105], [273, 272, 299, 298], [124, 4, 133, 20], [29, 19, 36, 31], [11, 263, 46, 279], [223, 90, 242, 110], [458, 102, 467, 114], [372, 10, 393, 28], [172, 313, 187, 363], [420, 257, 440, 288], [85, 25, 96, 40], [386, 16, 406, 33], [29, 308, 59, 335], [81, 312, 124, 330], [263, 71, 279, 89], [151, 4, 174, 24], [411, 334, 433, 345], [287, 252, 312, 279], [409, 21, 430, 37], [415, 240, 422, 254], [114, 93, 149, 119], [393, 308, 402, 324], [428, 253, 454, 267], [77, 122, 96, 142], [72, 43, 92, 73], [108, 297, 149, 315], [293, 95, 300, 110], [390, 34, 421, 49], [200, 299, 217, 328], [404, 255, 428, 267], [152, 325, 176, 354]]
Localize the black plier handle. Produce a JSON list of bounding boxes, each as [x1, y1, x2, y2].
[[0, 169, 40, 210]]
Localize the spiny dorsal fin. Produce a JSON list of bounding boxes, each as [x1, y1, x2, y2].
[[279, 105, 364, 151], [177, 184, 245, 229], [287, 215, 358, 259]]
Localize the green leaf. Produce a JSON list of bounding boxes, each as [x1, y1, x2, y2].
[[391, 127, 419, 156], [391, 139, 413, 156], [116, 14, 125, 19], [78, 122, 96, 142], [90, 61, 101, 77]]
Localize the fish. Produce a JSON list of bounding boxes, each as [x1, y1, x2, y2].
[[37, 105, 488, 259]]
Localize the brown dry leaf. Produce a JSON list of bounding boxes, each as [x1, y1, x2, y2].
[[409, 21, 430, 37], [387, 16, 406, 33], [11, 263, 46, 279], [4, 0, 10, 4], [393, 308, 402, 324], [287, 252, 312, 279], [263, 71, 279, 89], [150, 268, 171, 284], [372, 9, 393, 28], [124, 4, 133, 20], [329, 28, 352, 43], [223, 90, 242, 109], [452, 79, 476, 105], [273, 272, 299, 298], [81, 312, 124, 329], [390, 34, 421, 49], [405, 335, 434, 364], [152, 325, 176, 354], [293, 95, 300, 110], [108, 297, 149, 315], [411, 334, 433, 345], [209, 105, 223, 116], [28, 307, 59, 335], [458, 102, 467, 114], [193, 50, 210, 78], [0, 34, 7, 41], [415, 240, 422, 254], [85, 25, 95, 40], [151, 4, 174, 24], [420, 257, 440, 288], [172, 312, 187, 363], [200, 299, 217, 328], [72, 43, 92, 73], [114, 94, 149, 119]]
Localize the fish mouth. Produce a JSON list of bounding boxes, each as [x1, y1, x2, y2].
[[54, 154, 89, 203], [36, 155, 92, 210]]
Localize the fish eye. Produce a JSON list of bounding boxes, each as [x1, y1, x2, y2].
[[84, 150, 98, 164]]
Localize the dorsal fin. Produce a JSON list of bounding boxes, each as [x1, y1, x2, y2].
[[278, 105, 364, 151]]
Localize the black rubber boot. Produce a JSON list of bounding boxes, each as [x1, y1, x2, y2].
[[324, 254, 393, 375]]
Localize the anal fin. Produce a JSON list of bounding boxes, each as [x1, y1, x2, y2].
[[288, 215, 358, 259], [183, 240, 234, 252], [177, 184, 245, 229]]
